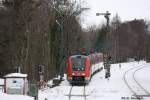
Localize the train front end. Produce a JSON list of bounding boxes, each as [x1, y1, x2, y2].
[[67, 55, 91, 84]]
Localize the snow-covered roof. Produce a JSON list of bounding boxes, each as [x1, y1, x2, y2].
[[0, 78, 4, 85], [70, 55, 88, 58], [4, 73, 27, 78]]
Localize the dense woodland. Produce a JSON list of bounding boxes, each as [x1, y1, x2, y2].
[[0, 0, 150, 82]]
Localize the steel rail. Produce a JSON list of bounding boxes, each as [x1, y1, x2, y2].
[[123, 63, 150, 99], [68, 86, 73, 100], [133, 65, 150, 96], [68, 85, 87, 100]]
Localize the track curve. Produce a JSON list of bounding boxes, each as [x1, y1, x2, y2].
[[123, 63, 150, 99], [133, 66, 150, 96]]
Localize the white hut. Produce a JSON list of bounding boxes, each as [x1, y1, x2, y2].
[[4, 73, 28, 95]]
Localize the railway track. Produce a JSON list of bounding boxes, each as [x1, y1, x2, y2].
[[123, 63, 150, 99], [68, 85, 87, 100]]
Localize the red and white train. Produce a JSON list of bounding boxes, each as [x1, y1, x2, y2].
[[67, 53, 103, 84]]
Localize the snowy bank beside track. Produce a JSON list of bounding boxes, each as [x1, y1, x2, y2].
[[0, 93, 34, 100], [39, 61, 150, 100]]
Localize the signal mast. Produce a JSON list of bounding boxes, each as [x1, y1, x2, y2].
[[96, 11, 111, 79]]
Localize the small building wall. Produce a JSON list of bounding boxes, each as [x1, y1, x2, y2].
[[5, 78, 24, 94], [4, 73, 28, 95]]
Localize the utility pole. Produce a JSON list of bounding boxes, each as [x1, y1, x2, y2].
[[96, 11, 111, 51], [96, 11, 111, 79]]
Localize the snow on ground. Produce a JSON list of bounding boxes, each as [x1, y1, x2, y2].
[[0, 93, 34, 100], [0, 61, 150, 100], [39, 61, 150, 100], [87, 61, 147, 100], [134, 64, 150, 94]]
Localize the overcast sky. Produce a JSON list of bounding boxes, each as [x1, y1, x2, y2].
[[80, 0, 150, 28]]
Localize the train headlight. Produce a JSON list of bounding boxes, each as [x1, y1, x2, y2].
[[72, 73, 75, 75], [82, 73, 85, 76]]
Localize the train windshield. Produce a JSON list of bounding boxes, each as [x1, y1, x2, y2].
[[72, 56, 86, 71]]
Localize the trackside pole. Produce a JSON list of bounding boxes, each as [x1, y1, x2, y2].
[[103, 51, 111, 79]]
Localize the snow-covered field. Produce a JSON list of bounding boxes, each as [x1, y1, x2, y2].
[[0, 61, 150, 100], [39, 61, 150, 100], [0, 93, 34, 100]]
